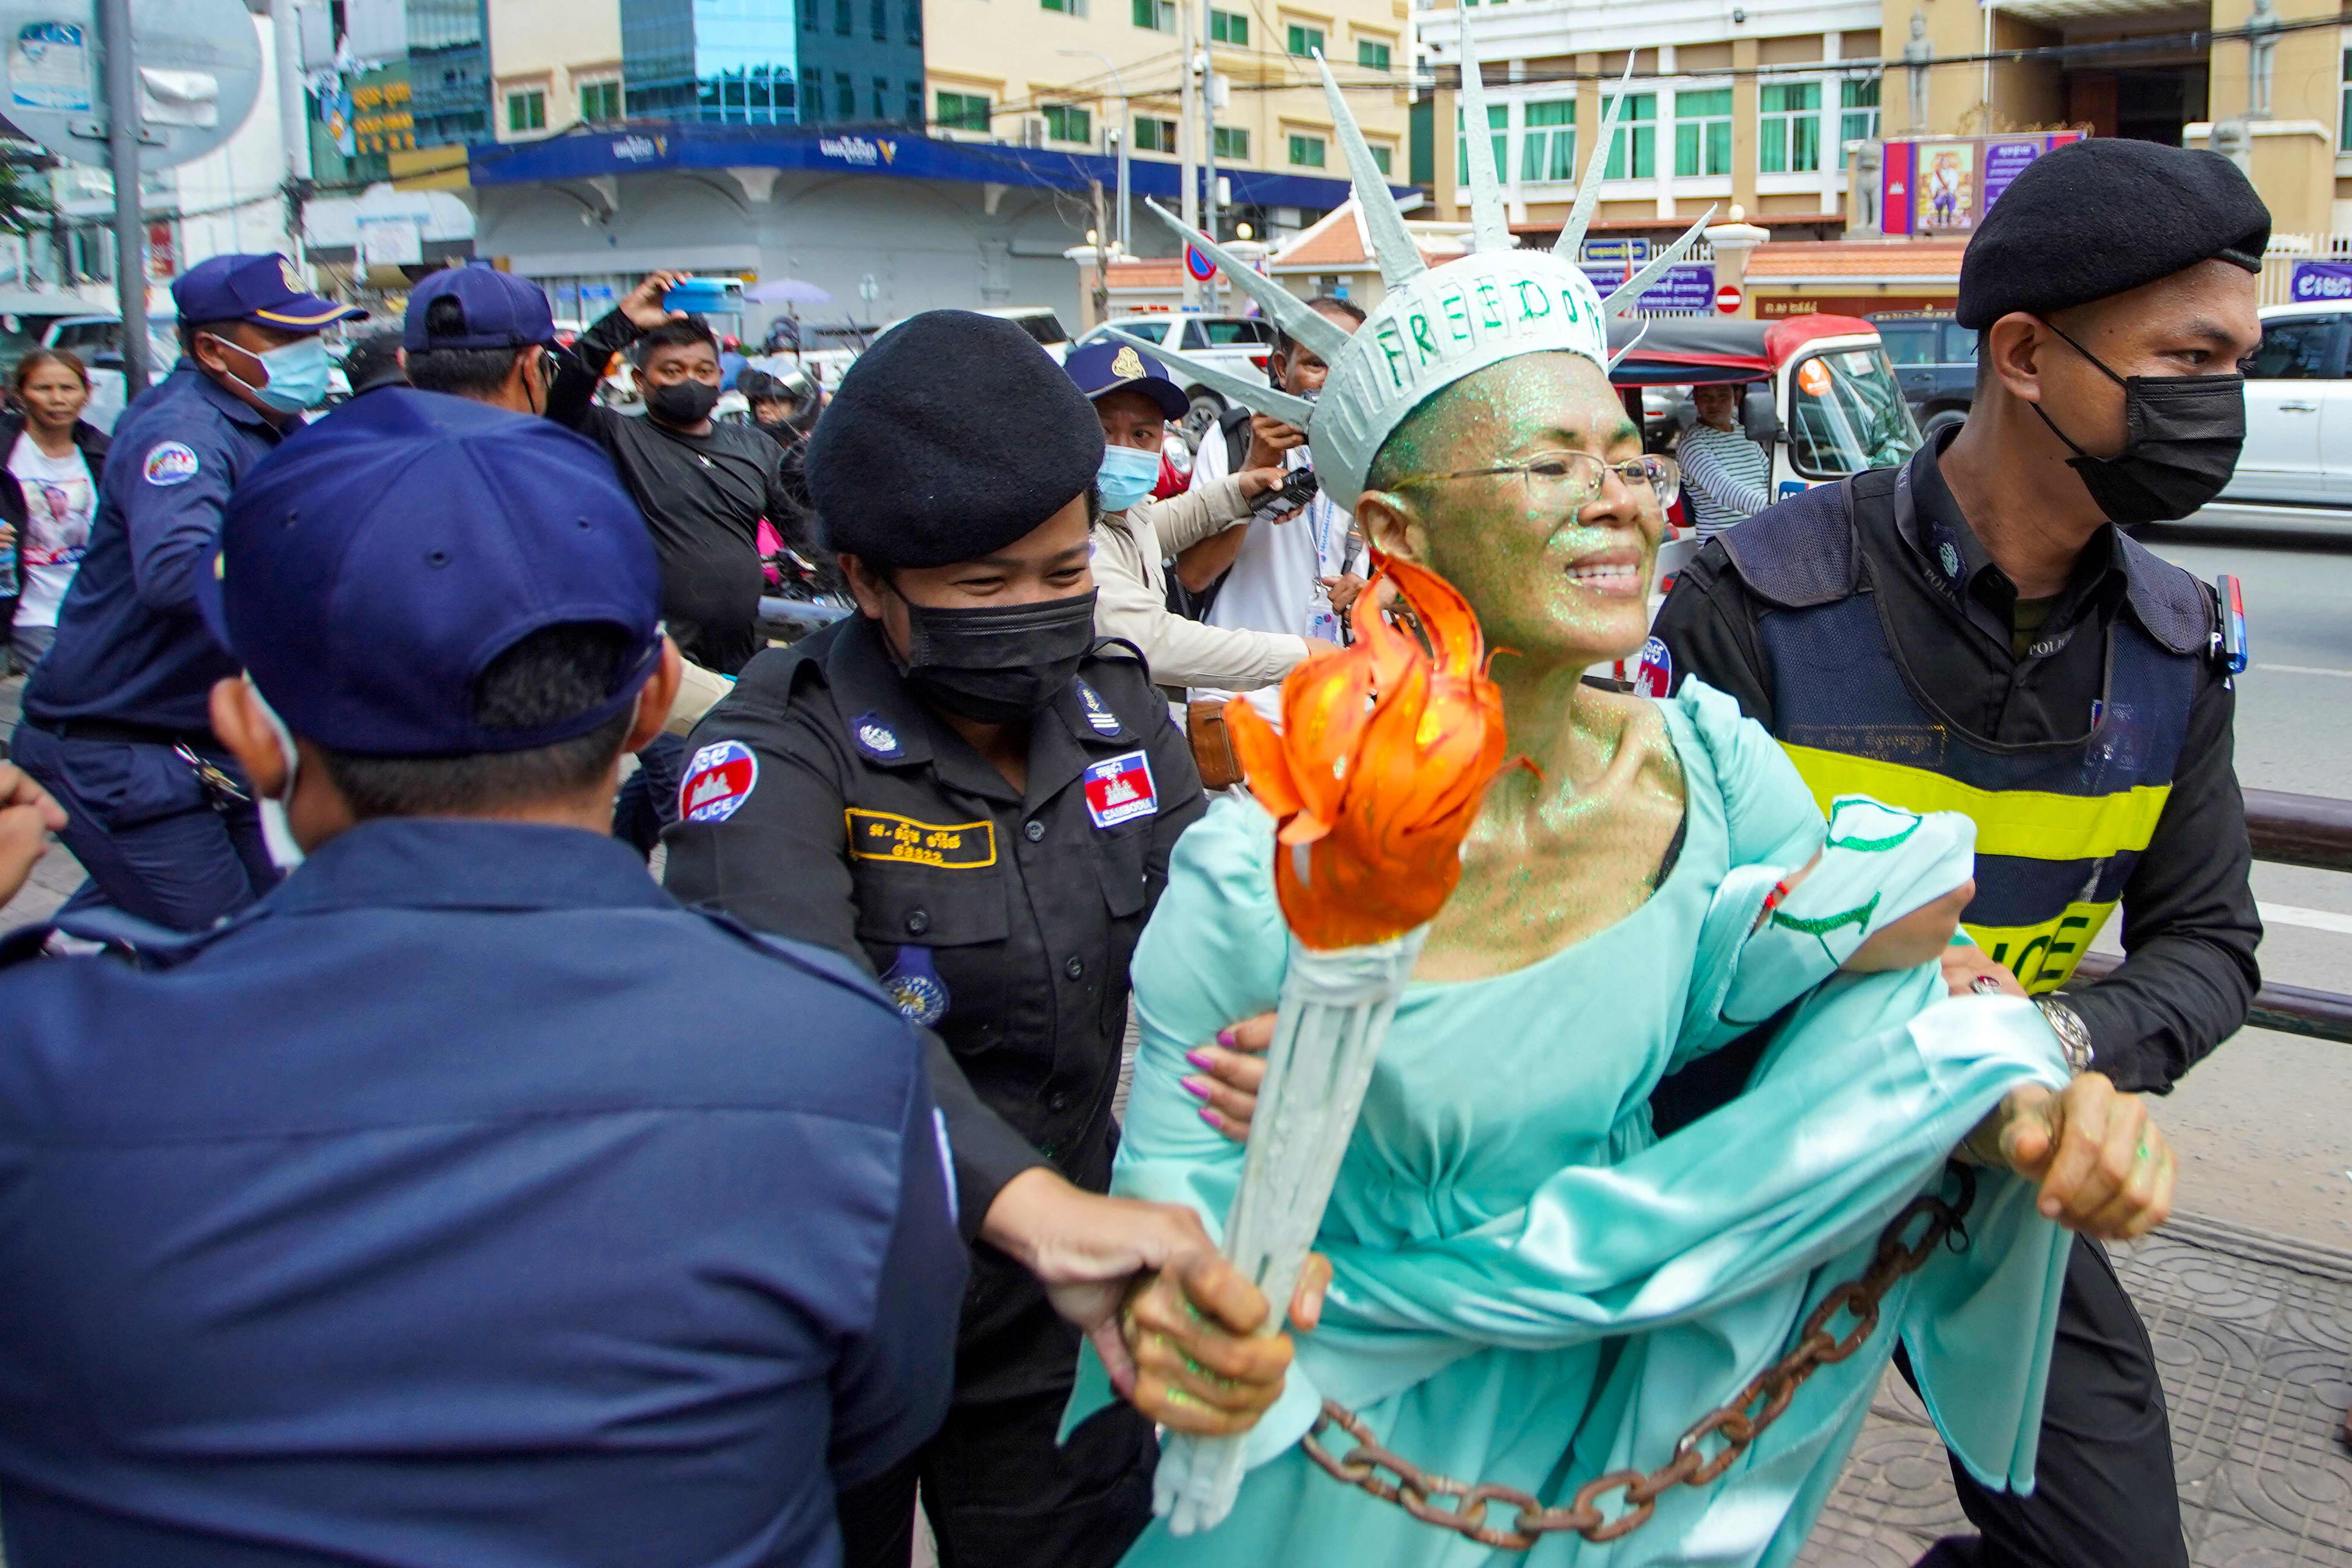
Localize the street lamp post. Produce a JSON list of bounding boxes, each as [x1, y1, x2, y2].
[[1058, 49, 1130, 253]]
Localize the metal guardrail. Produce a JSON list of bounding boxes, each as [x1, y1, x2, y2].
[[2072, 789, 2352, 1044]]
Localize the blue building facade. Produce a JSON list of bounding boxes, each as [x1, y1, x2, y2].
[[619, 0, 921, 128], [403, 0, 492, 146]]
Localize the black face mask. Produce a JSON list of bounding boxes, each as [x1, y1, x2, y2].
[[893, 589, 1100, 722], [647, 377, 721, 426], [2029, 321, 2246, 524]]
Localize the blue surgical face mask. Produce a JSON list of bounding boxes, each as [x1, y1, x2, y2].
[[1096, 441, 1161, 512], [214, 332, 332, 414]]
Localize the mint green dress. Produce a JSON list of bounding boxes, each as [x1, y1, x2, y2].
[[1069, 681, 2077, 1568]]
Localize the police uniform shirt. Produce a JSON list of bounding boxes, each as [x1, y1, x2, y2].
[[663, 615, 1207, 1397], [0, 819, 964, 1564], [22, 365, 284, 733], [1651, 429, 2260, 1092]]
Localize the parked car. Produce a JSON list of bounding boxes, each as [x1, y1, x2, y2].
[[1070, 314, 1276, 445], [1866, 310, 1976, 440], [2220, 300, 2352, 506]]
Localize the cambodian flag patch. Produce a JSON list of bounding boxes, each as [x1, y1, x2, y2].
[[1081, 750, 1158, 829], [1635, 635, 1672, 699], [679, 739, 759, 824], [143, 441, 200, 486]]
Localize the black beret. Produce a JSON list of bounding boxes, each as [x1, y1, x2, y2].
[[807, 310, 1102, 568], [1956, 139, 2269, 330]]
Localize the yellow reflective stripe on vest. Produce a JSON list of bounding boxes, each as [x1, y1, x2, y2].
[[1963, 901, 2118, 995], [1780, 745, 2171, 864]]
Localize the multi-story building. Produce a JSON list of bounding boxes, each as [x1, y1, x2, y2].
[[489, 0, 624, 140], [1420, 0, 1876, 242], [923, 0, 1412, 241], [1423, 0, 2352, 317]]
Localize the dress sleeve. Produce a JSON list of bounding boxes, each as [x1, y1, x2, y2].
[[1675, 677, 1824, 869]]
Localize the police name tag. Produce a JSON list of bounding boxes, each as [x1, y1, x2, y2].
[[1082, 751, 1158, 829], [847, 809, 997, 868]]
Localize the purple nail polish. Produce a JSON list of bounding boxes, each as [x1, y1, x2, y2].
[[1185, 1049, 1214, 1071], [1181, 1076, 1211, 1100], [1198, 1107, 1223, 1129], [1216, 1029, 1236, 1048]]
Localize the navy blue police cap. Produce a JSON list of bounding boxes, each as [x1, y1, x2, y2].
[[197, 389, 664, 758], [1063, 339, 1190, 421], [171, 252, 367, 331], [403, 265, 557, 351]]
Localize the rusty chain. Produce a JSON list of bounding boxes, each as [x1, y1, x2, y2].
[[1299, 1165, 1977, 1550]]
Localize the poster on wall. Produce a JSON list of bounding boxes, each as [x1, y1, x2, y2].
[[1880, 132, 2083, 237]]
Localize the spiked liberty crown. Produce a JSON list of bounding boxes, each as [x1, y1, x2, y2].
[[1111, 24, 1713, 511]]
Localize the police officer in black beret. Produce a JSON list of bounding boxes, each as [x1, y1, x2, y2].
[[666, 311, 1300, 1568], [1655, 136, 2267, 1568]]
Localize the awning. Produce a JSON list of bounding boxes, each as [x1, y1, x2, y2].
[[467, 122, 1397, 213]]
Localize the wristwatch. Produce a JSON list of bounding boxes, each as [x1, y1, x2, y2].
[[2034, 994, 2096, 1076]]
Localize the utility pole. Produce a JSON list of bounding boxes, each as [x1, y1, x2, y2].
[[1056, 50, 1130, 253], [1178, 0, 1198, 308], [1198, 1, 1218, 308], [270, 0, 313, 270], [100, 0, 147, 397], [1090, 178, 1110, 324]]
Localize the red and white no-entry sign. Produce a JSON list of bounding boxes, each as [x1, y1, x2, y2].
[[1715, 283, 1743, 315]]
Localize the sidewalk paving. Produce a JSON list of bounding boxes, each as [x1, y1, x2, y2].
[[5, 679, 2346, 1565]]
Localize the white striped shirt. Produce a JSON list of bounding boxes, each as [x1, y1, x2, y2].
[[1677, 423, 1773, 539]]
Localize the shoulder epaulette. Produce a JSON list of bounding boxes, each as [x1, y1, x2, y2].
[[2114, 529, 2218, 658], [1713, 477, 1865, 609]]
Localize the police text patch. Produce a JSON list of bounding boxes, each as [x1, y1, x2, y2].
[[1082, 751, 1158, 829], [847, 809, 997, 868], [144, 442, 200, 486], [679, 739, 759, 824]]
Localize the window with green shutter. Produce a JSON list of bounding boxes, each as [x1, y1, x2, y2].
[[1840, 76, 1880, 145], [1456, 102, 1506, 183], [936, 91, 991, 132], [1044, 103, 1092, 141], [1210, 9, 1248, 44], [579, 80, 620, 123], [1519, 98, 1574, 182], [1133, 0, 1174, 29], [1134, 115, 1178, 152], [1602, 93, 1653, 180], [1289, 132, 1326, 167], [1357, 38, 1390, 72], [1213, 125, 1249, 160], [506, 89, 545, 132], [1287, 24, 1323, 56], [1674, 87, 1731, 176], [1759, 81, 1821, 172], [1369, 142, 1391, 174]]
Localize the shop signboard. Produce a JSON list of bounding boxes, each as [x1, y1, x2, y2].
[[2288, 260, 2352, 302], [1879, 131, 2082, 238], [1576, 262, 1713, 314]]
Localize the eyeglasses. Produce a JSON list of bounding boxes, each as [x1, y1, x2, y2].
[[1392, 452, 1680, 512]]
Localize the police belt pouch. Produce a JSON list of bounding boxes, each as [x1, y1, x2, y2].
[[1187, 699, 1243, 790]]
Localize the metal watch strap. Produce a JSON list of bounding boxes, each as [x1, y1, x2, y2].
[[2035, 994, 2096, 1075]]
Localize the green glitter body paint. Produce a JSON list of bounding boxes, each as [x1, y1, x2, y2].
[[1358, 352, 1690, 984]]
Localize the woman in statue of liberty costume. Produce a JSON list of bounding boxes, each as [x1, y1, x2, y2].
[[1063, 30, 2181, 1568]]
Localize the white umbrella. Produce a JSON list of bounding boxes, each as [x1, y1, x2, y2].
[[745, 278, 832, 305]]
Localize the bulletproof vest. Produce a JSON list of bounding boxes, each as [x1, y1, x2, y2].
[[1717, 470, 2212, 994]]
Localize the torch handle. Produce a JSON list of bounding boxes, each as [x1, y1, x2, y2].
[[1154, 928, 1428, 1536]]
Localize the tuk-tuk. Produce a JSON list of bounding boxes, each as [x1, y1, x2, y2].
[[1601, 313, 1921, 679], [1607, 312, 1921, 506]]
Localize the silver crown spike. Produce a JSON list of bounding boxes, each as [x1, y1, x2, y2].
[[1554, 56, 1640, 261], [1606, 319, 1651, 372], [1602, 206, 1717, 315], [1454, 21, 1510, 255], [1315, 51, 1428, 289], [1098, 325, 1318, 429], [1140, 198, 1355, 365]]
